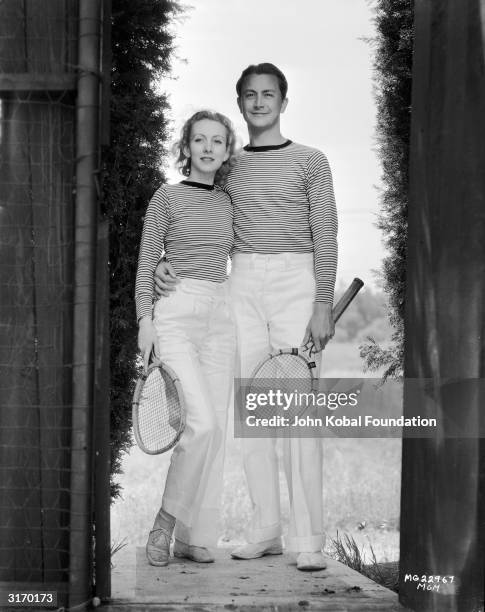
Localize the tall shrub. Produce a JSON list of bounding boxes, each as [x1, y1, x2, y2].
[[361, 0, 414, 380], [101, 0, 182, 497]]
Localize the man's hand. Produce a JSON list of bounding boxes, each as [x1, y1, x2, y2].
[[138, 316, 158, 373], [302, 303, 335, 356], [154, 260, 179, 297]]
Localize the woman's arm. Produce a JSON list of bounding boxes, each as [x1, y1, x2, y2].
[[135, 188, 169, 369]]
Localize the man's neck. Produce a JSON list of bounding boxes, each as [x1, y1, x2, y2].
[[248, 126, 287, 148]]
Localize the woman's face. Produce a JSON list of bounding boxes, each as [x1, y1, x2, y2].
[[185, 119, 230, 181]]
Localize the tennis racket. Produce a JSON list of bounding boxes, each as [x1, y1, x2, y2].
[[246, 278, 364, 421], [132, 357, 186, 455]]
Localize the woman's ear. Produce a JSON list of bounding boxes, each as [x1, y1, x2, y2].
[[183, 145, 191, 158]]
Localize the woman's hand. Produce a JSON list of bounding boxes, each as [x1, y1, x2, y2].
[[154, 260, 179, 297], [302, 303, 335, 356], [138, 316, 158, 373]]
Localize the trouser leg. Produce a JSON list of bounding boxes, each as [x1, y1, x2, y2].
[[177, 296, 236, 547], [153, 287, 232, 548], [230, 262, 282, 543], [265, 256, 324, 553]]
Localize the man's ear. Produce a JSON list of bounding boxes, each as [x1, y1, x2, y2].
[[281, 98, 289, 114]]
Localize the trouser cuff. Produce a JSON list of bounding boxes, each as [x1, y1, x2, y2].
[[245, 523, 282, 543], [285, 533, 325, 553]]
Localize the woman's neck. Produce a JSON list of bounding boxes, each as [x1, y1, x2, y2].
[[187, 170, 215, 185]]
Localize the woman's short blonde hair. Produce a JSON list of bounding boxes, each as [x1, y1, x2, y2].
[[173, 110, 238, 186]]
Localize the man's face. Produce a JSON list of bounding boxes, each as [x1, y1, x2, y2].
[[237, 73, 288, 131]]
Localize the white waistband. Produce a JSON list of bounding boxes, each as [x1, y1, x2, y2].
[[177, 276, 228, 297], [232, 252, 314, 268]]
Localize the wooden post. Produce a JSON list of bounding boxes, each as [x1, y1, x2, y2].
[[400, 1, 485, 611], [69, 0, 102, 607]]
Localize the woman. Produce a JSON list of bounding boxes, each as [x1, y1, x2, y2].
[[135, 110, 237, 566]]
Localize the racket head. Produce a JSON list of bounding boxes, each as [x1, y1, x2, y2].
[[246, 348, 318, 420], [132, 361, 186, 455]]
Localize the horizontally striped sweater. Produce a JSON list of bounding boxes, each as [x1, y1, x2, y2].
[[135, 181, 233, 320], [225, 140, 338, 303]]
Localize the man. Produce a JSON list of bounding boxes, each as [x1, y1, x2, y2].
[[155, 63, 338, 571]]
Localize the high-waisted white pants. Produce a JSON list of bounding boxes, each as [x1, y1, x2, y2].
[[153, 277, 235, 547], [230, 253, 324, 553]]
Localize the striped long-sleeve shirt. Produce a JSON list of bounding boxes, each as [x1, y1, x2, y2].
[[135, 181, 233, 320], [225, 140, 338, 303]]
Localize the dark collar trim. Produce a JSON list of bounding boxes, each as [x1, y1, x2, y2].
[[180, 180, 214, 191], [243, 139, 293, 152]]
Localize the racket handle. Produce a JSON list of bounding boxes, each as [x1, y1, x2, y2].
[[150, 347, 161, 365], [332, 278, 364, 323]]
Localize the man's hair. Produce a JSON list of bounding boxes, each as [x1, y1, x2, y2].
[[236, 63, 288, 99]]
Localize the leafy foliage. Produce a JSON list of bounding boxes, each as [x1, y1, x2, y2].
[[101, 0, 182, 498], [360, 0, 413, 380]]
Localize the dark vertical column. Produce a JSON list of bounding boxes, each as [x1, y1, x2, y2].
[[400, 1, 485, 611], [68, 0, 102, 607]]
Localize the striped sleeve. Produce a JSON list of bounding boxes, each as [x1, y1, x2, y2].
[[135, 188, 170, 321], [306, 151, 338, 303]]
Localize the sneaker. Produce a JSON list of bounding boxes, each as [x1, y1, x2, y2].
[[231, 537, 283, 560], [296, 551, 327, 571], [146, 528, 171, 566], [173, 540, 215, 563]]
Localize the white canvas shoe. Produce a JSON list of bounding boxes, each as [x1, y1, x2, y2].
[[173, 540, 215, 563], [231, 537, 283, 559], [296, 551, 327, 571], [146, 528, 172, 566]]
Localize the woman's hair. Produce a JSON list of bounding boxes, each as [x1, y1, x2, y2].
[[173, 110, 238, 186]]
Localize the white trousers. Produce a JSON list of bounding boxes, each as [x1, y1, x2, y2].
[[230, 253, 324, 553], [153, 278, 235, 547]]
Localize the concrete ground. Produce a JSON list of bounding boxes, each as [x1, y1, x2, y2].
[[106, 546, 409, 611]]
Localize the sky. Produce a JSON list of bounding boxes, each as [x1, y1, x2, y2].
[[159, 0, 385, 291]]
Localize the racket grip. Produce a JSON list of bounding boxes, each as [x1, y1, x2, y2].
[[149, 347, 161, 365], [332, 278, 364, 323]]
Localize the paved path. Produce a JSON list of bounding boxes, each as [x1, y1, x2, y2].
[[107, 546, 409, 611]]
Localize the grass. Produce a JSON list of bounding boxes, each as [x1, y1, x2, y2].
[[110, 537, 128, 567], [330, 531, 399, 593]]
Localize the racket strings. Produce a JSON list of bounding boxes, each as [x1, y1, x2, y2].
[[248, 354, 316, 419], [254, 354, 312, 380], [137, 368, 183, 452]]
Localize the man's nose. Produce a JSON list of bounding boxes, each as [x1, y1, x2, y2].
[[254, 94, 264, 108]]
